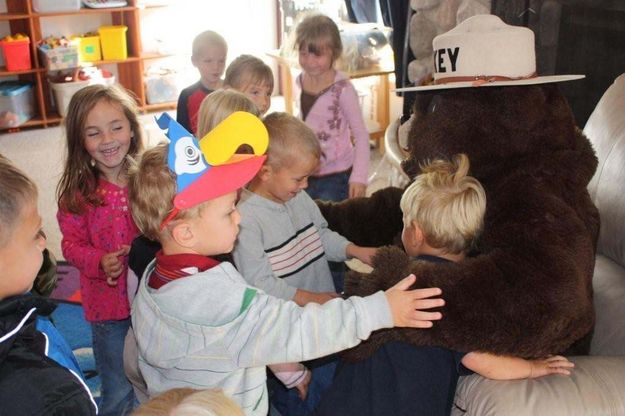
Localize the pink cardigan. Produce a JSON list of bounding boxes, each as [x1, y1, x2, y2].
[[57, 179, 139, 322], [294, 71, 370, 185]]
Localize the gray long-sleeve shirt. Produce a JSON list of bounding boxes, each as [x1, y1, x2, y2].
[[131, 261, 393, 416], [233, 189, 350, 300]]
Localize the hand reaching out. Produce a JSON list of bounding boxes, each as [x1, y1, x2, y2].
[[385, 274, 444, 328], [100, 245, 130, 286], [346, 244, 377, 266], [527, 355, 575, 378]]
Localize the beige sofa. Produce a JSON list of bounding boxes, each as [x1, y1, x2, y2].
[[449, 75, 625, 415]]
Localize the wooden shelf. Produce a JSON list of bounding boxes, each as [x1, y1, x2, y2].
[[0, 12, 31, 20], [143, 101, 177, 112], [0, 0, 170, 133], [0, 67, 44, 76], [31, 6, 136, 17]]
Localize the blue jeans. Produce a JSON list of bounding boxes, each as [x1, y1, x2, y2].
[[268, 359, 338, 416], [91, 318, 136, 416], [305, 170, 350, 203]]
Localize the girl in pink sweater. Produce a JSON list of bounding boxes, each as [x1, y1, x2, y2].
[[293, 14, 370, 202], [56, 84, 144, 416]]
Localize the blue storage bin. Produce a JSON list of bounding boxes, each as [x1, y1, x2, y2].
[[0, 81, 34, 128]]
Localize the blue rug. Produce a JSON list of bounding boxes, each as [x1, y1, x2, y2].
[[50, 263, 101, 402]]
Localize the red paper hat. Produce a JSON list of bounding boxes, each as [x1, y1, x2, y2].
[[156, 112, 268, 227]]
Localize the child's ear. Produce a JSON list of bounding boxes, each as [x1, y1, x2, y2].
[[170, 221, 196, 248], [258, 165, 273, 182], [406, 221, 425, 249]]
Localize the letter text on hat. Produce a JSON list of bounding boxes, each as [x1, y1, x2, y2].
[[434, 47, 459, 74]]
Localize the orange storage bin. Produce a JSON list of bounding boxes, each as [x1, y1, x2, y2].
[[1, 39, 31, 71], [98, 26, 128, 60]]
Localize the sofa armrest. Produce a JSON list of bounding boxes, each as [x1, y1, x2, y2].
[[591, 255, 625, 355], [453, 356, 625, 415]]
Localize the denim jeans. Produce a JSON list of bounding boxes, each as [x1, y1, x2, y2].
[[91, 318, 136, 416], [268, 358, 338, 416], [305, 170, 350, 203]]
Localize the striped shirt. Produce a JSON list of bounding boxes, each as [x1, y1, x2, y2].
[[233, 189, 350, 300]]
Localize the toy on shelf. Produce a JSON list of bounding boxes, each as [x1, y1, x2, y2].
[[38, 36, 79, 70], [1, 33, 32, 71]]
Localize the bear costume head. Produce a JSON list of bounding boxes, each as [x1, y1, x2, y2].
[[319, 15, 599, 359]]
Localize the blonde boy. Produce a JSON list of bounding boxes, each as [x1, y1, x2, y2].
[[234, 112, 376, 305], [177, 30, 227, 134], [128, 113, 444, 416], [317, 154, 575, 416], [224, 54, 274, 114], [400, 154, 575, 379], [0, 155, 97, 414]]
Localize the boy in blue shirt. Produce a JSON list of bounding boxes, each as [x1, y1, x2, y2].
[[317, 154, 575, 416]]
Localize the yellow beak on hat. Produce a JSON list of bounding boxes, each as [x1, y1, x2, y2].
[[199, 111, 269, 165]]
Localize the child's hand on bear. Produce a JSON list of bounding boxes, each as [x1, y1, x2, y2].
[[385, 274, 443, 328], [527, 355, 575, 378], [346, 244, 378, 266]]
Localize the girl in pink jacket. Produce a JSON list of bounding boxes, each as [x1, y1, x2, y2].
[[293, 14, 370, 201], [56, 84, 144, 416]]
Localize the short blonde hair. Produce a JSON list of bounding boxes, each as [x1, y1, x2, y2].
[[400, 154, 486, 254], [224, 55, 274, 92], [132, 388, 243, 416], [192, 30, 227, 58], [0, 154, 37, 248], [262, 112, 320, 169], [128, 144, 203, 241], [295, 14, 343, 63], [196, 89, 260, 138]]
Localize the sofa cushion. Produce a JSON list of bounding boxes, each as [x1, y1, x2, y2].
[[453, 356, 625, 415], [591, 255, 625, 356], [585, 73, 625, 267]]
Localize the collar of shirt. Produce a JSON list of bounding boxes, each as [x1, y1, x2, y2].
[[148, 250, 220, 289]]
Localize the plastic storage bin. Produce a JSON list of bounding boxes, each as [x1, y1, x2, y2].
[[50, 76, 115, 117], [32, 0, 80, 12], [0, 81, 34, 128], [75, 35, 102, 62], [1, 39, 32, 71], [39, 45, 79, 70], [145, 73, 180, 104], [98, 26, 128, 60]]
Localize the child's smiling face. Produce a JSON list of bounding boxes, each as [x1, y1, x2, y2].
[[83, 99, 133, 183], [259, 155, 319, 204]]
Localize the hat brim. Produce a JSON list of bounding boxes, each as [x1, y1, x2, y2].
[[174, 155, 266, 210], [394, 74, 585, 92]]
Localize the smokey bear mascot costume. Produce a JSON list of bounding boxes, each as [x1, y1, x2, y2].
[[315, 15, 599, 416]]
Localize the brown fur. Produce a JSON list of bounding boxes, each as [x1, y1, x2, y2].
[[319, 84, 599, 360]]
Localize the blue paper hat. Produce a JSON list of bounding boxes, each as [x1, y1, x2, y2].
[[155, 112, 268, 226]]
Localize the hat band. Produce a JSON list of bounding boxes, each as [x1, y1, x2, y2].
[[435, 72, 537, 86], [160, 207, 181, 230]]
